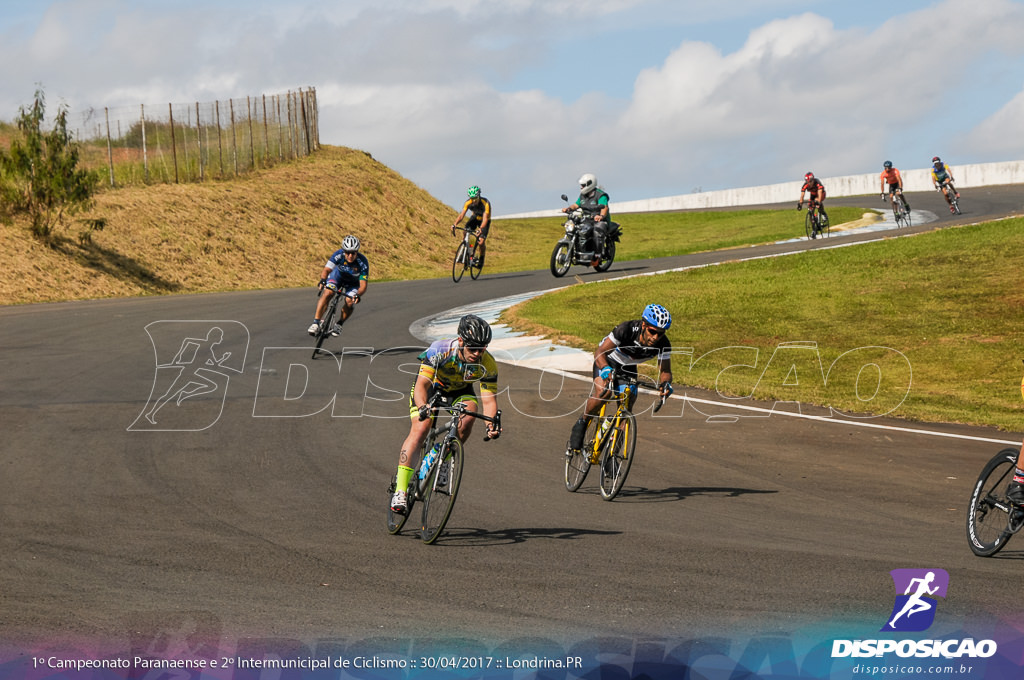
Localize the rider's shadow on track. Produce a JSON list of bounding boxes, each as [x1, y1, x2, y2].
[[467, 271, 536, 282], [420, 526, 622, 547], [598, 485, 779, 503], [581, 264, 649, 276], [986, 549, 1024, 561]]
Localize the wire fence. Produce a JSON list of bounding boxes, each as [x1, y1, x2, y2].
[[72, 87, 319, 186]]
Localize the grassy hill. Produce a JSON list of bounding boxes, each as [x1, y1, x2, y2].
[[0, 145, 459, 304]]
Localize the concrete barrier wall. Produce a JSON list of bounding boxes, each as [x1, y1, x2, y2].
[[499, 159, 1024, 219]]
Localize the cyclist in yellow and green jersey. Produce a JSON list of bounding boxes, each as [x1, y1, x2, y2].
[[390, 314, 502, 515]]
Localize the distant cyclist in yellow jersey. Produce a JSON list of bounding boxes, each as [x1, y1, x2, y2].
[[930, 156, 960, 213], [451, 185, 492, 269]]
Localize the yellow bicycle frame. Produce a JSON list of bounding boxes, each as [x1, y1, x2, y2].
[[586, 383, 635, 464]]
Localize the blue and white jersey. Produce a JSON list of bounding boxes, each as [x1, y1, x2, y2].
[[325, 250, 370, 287]]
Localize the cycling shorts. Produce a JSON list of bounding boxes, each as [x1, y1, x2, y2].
[[408, 382, 478, 420], [466, 215, 490, 239], [886, 183, 902, 195], [324, 279, 359, 299]]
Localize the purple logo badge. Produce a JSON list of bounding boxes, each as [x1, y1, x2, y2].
[[881, 569, 949, 632]]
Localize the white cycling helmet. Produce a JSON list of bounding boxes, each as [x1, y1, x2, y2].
[[578, 173, 597, 196], [341, 234, 360, 252]]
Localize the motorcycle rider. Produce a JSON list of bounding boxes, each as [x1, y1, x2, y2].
[[562, 173, 611, 260]]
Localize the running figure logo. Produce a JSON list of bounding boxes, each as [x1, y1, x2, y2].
[[882, 568, 949, 632], [129, 321, 249, 431]]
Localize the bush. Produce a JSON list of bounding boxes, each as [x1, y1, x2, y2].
[[0, 88, 101, 243]]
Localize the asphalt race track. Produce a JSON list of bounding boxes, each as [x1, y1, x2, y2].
[[2, 186, 1023, 657]]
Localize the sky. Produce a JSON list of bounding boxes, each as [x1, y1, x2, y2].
[[2, 0, 1024, 215]]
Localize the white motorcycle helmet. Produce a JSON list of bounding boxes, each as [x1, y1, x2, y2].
[[578, 173, 597, 197]]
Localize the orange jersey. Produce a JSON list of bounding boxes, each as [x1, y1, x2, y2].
[[880, 168, 902, 185]]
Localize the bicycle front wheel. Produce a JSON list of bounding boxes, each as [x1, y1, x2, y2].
[[599, 411, 637, 501], [804, 211, 815, 239], [311, 297, 338, 359], [421, 438, 464, 544], [452, 242, 468, 282], [966, 448, 1021, 557]]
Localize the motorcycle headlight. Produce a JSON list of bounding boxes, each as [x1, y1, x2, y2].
[[564, 223, 574, 235]]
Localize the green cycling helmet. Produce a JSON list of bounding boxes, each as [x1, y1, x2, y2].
[[467, 185, 481, 198]]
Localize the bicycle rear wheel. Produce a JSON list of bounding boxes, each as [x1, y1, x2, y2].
[[421, 438, 464, 544], [311, 296, 338, 359], [565, 416, 601, 491], [386, 477, 417, 534], [966, 448, 1021, 557], [469, 240, 483, 280], [819, 211, 830, 237], [452, 242, 468, 282], [599, 411, 637, 501]]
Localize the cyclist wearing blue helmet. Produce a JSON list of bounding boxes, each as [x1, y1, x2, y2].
[[566, 304, 675, 455]]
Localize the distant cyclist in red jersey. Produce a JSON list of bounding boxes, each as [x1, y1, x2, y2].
[[797, 172, 828, 226]]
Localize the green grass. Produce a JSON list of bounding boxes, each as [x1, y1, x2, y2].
[[483, 206, 871, 273], [504, 217, 1024, 431]]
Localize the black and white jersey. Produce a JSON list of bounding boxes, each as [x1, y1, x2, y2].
[[602, 319, 671, 368]]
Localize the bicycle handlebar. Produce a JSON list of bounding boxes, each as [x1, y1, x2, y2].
[[422, 392, 502, 440], [606, 368, 672, 413]]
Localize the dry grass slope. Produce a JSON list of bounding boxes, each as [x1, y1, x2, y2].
[[0, 145, 458, 304]]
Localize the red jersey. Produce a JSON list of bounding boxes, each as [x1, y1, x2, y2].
[[801, 178, 825, 198]]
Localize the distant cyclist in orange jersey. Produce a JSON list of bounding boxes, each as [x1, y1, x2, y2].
[[879, 161, 910, 212]]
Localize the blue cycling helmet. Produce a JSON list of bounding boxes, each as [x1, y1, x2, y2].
[[642, 304, 672, 330]]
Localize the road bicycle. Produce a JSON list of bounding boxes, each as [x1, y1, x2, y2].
[[883, 191, 912, 228], [452, 226, 484, 282], [387, 392, 501, 544], [939, 182, 962, 215], [311, 284, 350, 359], [564, 369, 668, 501], [966, 447, 1024, 556], [799, 200, 830, 240]]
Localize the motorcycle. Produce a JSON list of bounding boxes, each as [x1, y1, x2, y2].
[[549, 194, 621, 277]]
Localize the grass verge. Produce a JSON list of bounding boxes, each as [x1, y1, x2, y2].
[[503, 218, 1024, 431]]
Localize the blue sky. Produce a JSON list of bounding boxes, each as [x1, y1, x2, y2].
[[2, 0, 1023, 214]]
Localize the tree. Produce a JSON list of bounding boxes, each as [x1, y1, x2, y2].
[[0, 88, 100, 243]]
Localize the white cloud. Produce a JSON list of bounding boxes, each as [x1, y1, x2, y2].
[[4, 0, 1024, 213]]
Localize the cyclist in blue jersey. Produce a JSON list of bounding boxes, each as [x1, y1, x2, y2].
[[390, 314, 503, 514], [930, 156, 960, 213], [565, 304, 675, 456], [307, 235, 370, 336]]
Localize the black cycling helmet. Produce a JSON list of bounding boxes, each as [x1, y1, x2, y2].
[[883, 160, 893, 169], [457, 314, 492, 346], [932, 156, 942, 164]]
